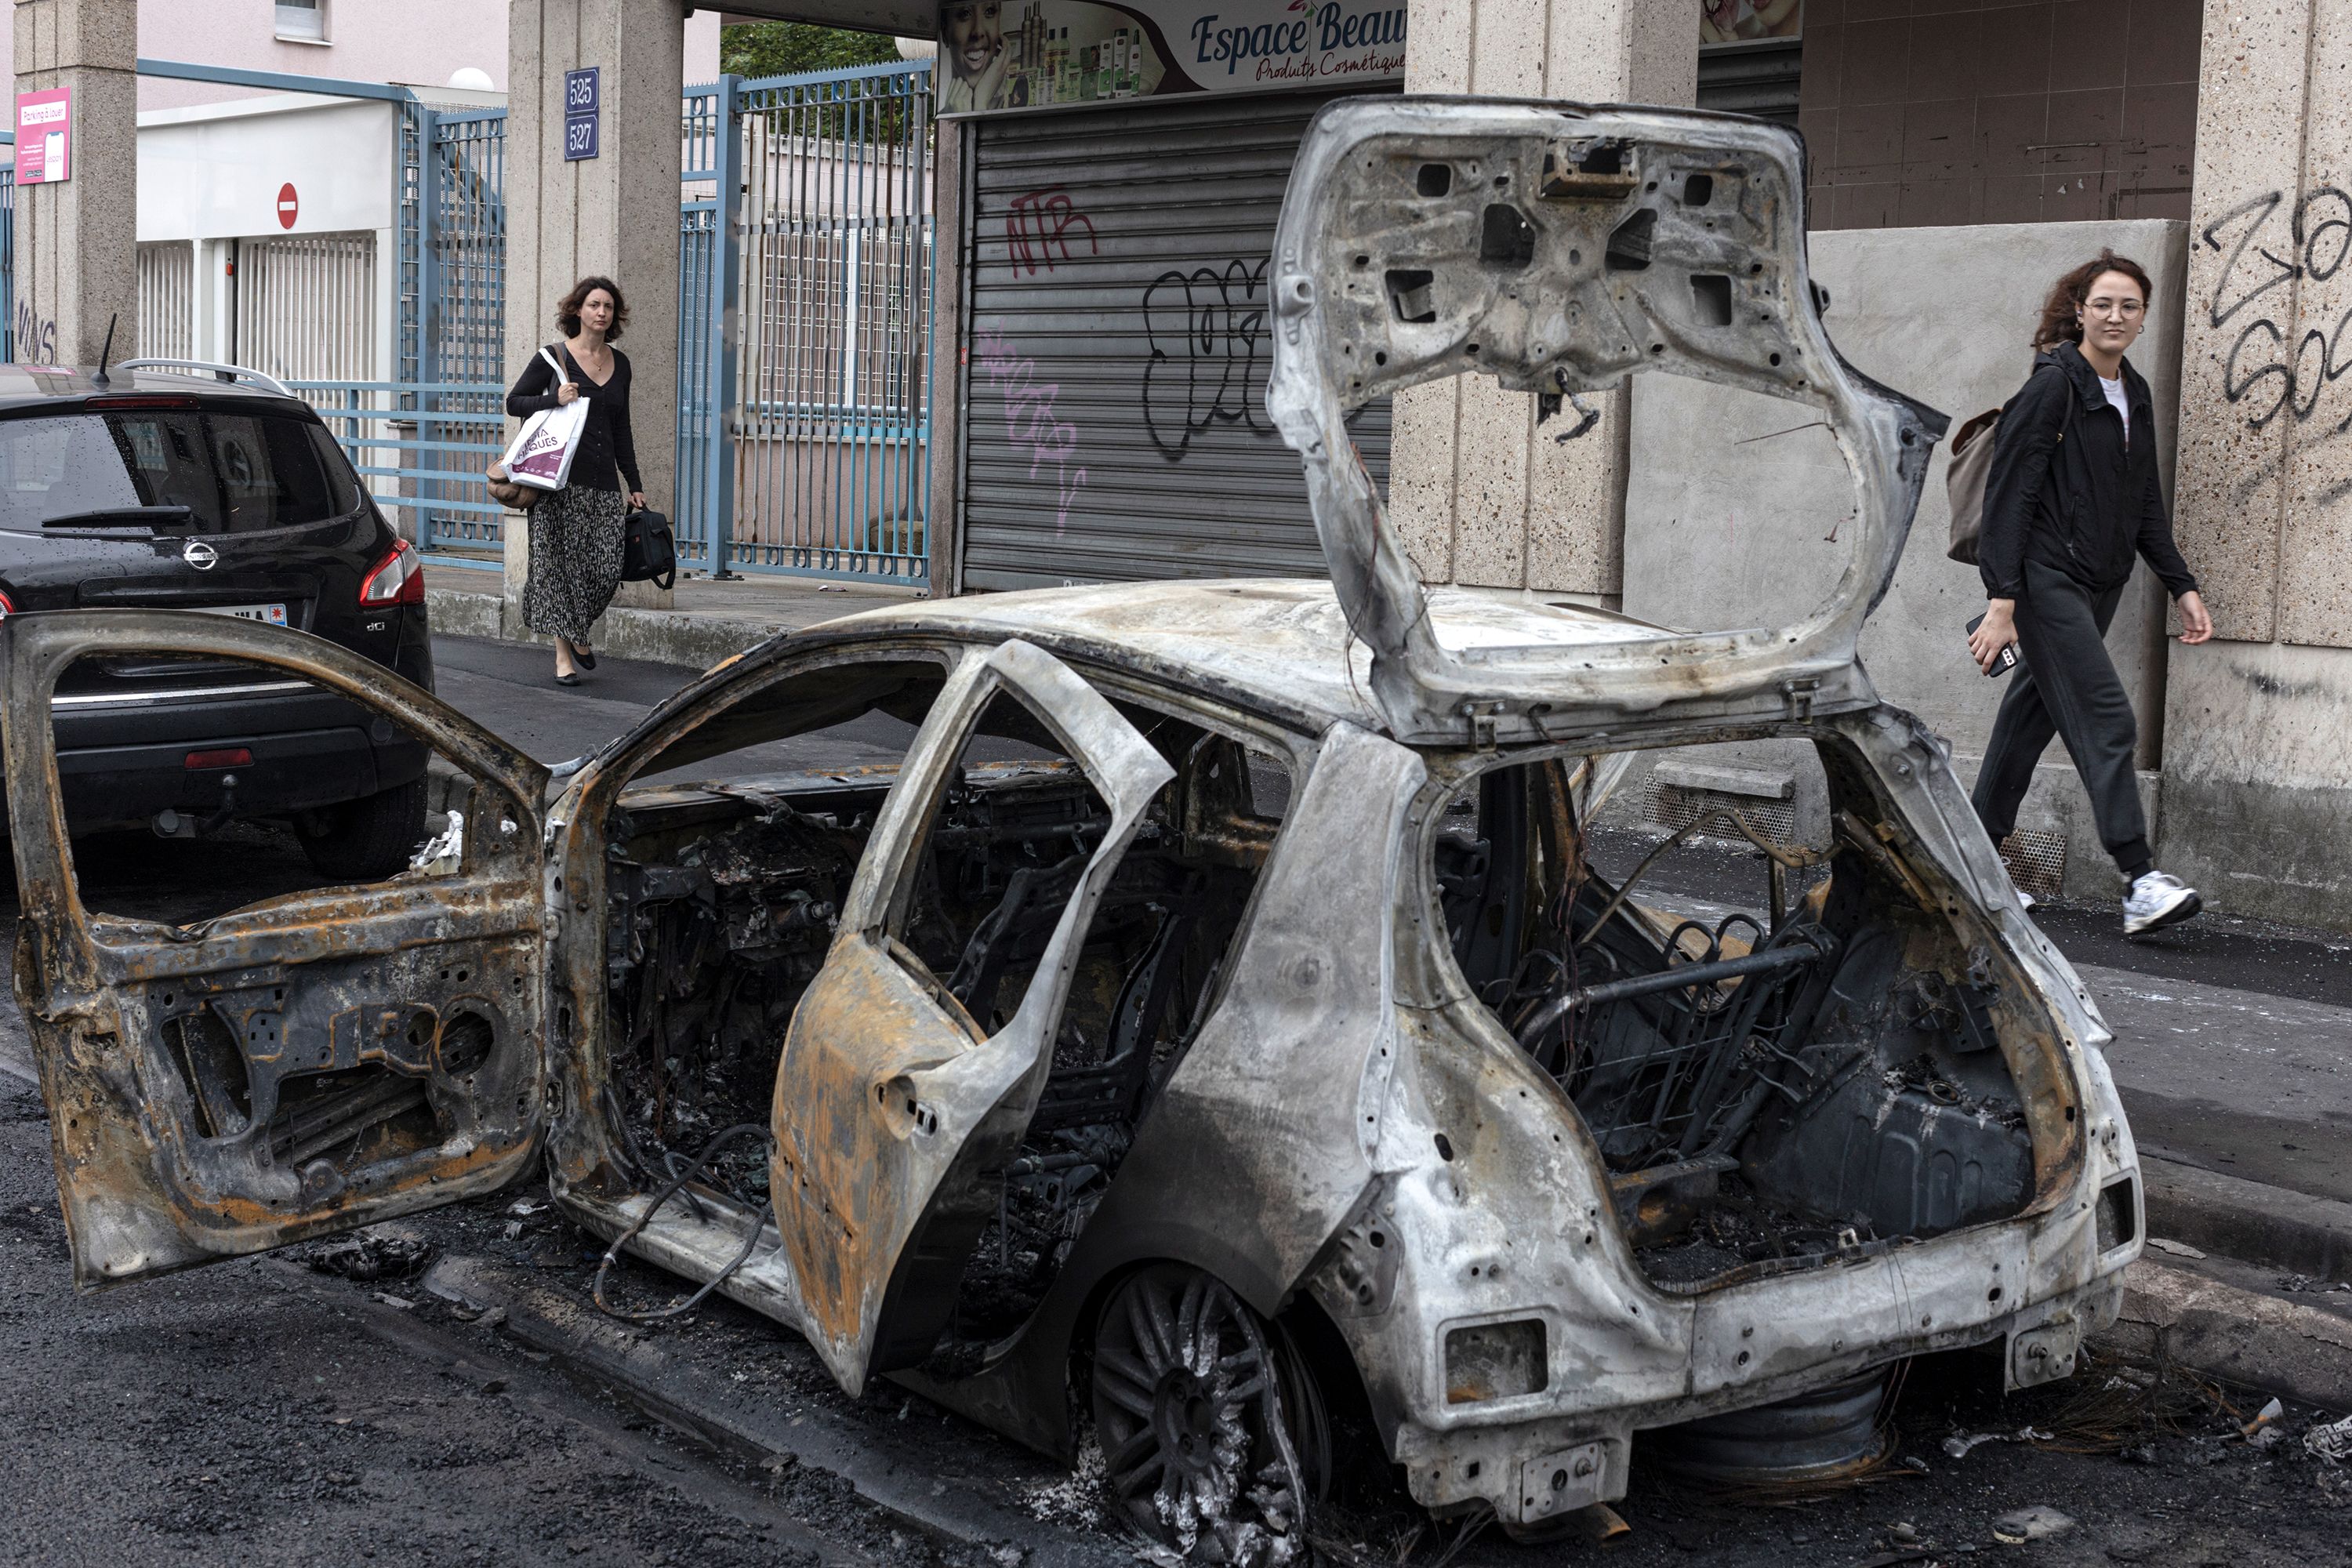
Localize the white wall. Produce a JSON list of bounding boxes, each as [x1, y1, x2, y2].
[[137, 96, 395, 239]]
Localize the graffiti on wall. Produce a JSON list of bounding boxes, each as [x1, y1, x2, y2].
[[1141, 258, 1268, 459], [2204, 187, 2352, 436], [1005, 187, 1098, 277], [976, 325, 1088, 534], [12, 299, 56, 365]]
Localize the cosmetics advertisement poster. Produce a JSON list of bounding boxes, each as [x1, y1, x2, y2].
[[936, 0, 1406, 114], [1700, 0, 1802, 45]]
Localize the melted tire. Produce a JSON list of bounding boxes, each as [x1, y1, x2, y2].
[[1090, 1265, 1323, 1566]]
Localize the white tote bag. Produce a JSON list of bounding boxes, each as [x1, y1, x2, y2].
[[500, 347, 590, 492]]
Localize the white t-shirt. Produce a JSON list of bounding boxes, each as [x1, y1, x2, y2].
[[2100, 373, 2130, 439]]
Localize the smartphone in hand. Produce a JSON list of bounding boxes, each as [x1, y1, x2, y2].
[[1966, 613, 2019, 677]]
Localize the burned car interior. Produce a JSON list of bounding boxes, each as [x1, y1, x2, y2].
[[595, 658, 1298, 1369], [1433, 745, 2045, 1297]]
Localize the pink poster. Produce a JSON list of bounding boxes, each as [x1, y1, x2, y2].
[[15, 88, 71, 184]]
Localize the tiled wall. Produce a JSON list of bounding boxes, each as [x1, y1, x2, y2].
[[1798, 0, 2203, 230]]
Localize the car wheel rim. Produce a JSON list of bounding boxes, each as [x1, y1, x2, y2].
[[1091, 1265, 1312, 1566]]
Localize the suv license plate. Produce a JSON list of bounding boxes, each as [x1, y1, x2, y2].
[[192, 603, 290, 626]]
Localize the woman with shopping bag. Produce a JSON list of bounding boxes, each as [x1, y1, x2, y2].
[[502, 276, 645, 685]]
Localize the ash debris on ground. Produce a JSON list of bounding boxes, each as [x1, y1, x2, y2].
[[302, 1232, 434, 1282]]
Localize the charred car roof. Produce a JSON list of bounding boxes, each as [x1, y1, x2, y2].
[[800, 579, 1682, 742]]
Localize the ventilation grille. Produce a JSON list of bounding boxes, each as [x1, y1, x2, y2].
[[1640, 779, 1799, 846], [1998, 829, 2068, 898]]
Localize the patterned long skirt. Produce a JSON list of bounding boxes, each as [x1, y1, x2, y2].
[[522, 483, 628, 644]]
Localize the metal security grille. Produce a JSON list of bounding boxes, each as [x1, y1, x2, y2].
[[237, 230, 376, 382], [1998, 829, 2069, 900], [960, 90, 1393, 593], [1642, 778, 1801, 848], [138, 241, 195, 361], [680, 63, 934, 580], [1697, 40, 1802, 127]]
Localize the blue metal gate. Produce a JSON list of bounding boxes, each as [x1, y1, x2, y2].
[[0, 158, 14, 363], [297, 100, 514, 568], [67, 63, 934, 584], [680, 61, 934, 582]]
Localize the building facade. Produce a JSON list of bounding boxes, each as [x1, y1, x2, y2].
[[906, 0, 2352, 930]]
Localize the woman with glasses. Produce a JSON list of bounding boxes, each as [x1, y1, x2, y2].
[[1966, 249, 2214, 935]]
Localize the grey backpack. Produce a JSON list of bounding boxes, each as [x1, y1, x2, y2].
[[1944, 408, 2002, 565]]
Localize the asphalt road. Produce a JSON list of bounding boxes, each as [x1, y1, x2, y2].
[[2, 631, 2348, 1564]]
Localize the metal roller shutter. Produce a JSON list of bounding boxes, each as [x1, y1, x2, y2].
[[960, 89, 1392, 592]]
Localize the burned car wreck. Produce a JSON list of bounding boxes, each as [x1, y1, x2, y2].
[[9, 99, 2140, 1557]]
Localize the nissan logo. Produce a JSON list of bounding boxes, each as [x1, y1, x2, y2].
[[183, 540, 218, 571]]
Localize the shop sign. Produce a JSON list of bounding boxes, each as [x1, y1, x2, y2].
[[935, 0, 1405, 114]]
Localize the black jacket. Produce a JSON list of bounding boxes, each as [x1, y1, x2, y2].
[[506, 343, 642, 494], [1977, 340, 2198, 601]]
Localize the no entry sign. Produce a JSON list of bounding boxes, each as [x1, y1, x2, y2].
[[277, 183, 299, 229]]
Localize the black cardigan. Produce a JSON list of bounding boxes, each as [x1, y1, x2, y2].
[[506, 343, 642, 494], [1977, 341, 2198, 602]]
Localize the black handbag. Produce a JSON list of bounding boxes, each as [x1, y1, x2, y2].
[[622, 506, 677, 589]]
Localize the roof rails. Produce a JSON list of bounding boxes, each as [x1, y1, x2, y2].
[[114, 359, 295, 397]]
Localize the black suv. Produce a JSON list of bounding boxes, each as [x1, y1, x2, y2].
[[2, 363, 434, 879]]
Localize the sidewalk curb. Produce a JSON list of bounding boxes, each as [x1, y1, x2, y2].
[[423, 1255, 1124, 1568], [426, 583, 874, 673], [2140, 1154, 2352, 1282], [2105, 1257, 2352, 1411]]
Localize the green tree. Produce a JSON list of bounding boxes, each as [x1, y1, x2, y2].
[[720, 23, 901, 82]]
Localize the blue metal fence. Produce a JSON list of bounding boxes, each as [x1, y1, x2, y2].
[[714, 61, 934, 582], [95, 61, 933, 585], [0, 161, 14, 364]]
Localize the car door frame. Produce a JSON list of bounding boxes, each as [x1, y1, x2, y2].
[[2, 609, 554, 1289], [539, 632, 1174, 1396]]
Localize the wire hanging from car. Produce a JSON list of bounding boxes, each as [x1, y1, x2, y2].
[[591, 1120, 776, 1325]]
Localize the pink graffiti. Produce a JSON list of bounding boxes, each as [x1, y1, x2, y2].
[[1005, 187, 1099, 278], [976, 327, 1087, 535]]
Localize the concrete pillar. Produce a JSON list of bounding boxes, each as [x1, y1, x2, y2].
[[11, 0, 136, 368], [2158, 2, 2352, 925], [1388, 0, 1695, 599], [503, 0, 682, 632]]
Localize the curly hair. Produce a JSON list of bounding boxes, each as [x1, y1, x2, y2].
[[555, 275, 628, 342], [2032, 250, 2153, 350]]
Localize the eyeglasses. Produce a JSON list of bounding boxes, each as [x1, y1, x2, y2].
[[2082, 298, 2146, 318]]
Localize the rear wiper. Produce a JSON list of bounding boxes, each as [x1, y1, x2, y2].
[[41, 505, 195, 532]]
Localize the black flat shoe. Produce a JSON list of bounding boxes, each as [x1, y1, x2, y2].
[[556, 672, 580, 687], [573, 646, 597, 670]]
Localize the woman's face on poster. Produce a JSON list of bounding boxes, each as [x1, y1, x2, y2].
[[943, 1, 1004, 81]]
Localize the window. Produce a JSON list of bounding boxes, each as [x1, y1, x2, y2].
[[0, 409, 359, 535], [274, 0, 325, 42]]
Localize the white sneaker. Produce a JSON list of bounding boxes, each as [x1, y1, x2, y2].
[[2122, 870, 2201, 936]]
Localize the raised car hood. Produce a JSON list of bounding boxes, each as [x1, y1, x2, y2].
[[1265, 97, 1947, 746]]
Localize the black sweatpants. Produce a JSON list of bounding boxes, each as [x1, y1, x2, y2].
[[1970, 559, 2153, 880]]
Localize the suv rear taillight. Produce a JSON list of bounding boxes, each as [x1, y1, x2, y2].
[[358, 539, 425, 608], [0, 589, 14, 619]]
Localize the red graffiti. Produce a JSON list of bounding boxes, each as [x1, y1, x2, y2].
[[1005, 187, 1099, 278]]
